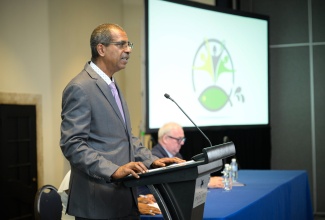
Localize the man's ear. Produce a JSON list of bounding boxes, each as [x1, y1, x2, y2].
[[97, 44, 106, 57], [162, 134, 168, 143]]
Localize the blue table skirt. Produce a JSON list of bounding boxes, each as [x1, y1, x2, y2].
[[140, 170, 313, 220]]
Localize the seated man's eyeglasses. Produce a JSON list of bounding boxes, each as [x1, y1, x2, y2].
[[168, 135, 186, 144], [109, 41, 134, 49]]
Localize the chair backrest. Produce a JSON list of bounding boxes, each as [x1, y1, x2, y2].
[[34, 184, 62, 220]]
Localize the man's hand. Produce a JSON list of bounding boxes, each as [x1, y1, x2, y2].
[[151, 157, 186, 168], [138, 194, 156, 204], [208, 176, 224, 188], [111, 162, 148, 179], [138, 203, 161, 215]]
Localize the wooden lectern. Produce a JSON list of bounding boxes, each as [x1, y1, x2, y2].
[[120, 142, 236, 220]]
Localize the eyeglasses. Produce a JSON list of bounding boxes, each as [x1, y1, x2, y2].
[[109, 41, 134, 49], [168, 135, 186, 144]]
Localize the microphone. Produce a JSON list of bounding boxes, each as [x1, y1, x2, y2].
[[164, 93, 212, 147]]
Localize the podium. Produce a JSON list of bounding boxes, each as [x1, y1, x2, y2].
[[120, 142, 236, 220]]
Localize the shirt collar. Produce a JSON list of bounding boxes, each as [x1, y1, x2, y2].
[[90, 61, 113, 85], [162, 146, 174, 158]]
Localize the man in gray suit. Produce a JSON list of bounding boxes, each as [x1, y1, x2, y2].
[[60, 23, 184, 220]]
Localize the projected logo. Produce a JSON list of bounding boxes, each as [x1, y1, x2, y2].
[[192, 39, 244, 111]]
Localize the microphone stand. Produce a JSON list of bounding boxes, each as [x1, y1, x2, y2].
[[164, 93, 212, 147]]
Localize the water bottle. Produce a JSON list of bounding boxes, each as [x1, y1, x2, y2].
[[222, 164, 232, 191], [230, 158, 238, 182]]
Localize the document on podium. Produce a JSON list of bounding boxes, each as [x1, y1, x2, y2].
[[146, 160, 198, 173], [122, 160, 202, 180]]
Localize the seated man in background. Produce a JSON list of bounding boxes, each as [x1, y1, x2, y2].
[[139, 122, 224, 197], [152, 122, 224, 189], [151, 122, 185, 159]]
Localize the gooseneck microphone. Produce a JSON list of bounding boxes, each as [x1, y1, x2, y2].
[[164, 93, 212, 147]]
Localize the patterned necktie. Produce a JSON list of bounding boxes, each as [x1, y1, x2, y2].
[[109, 82, 125, 123]]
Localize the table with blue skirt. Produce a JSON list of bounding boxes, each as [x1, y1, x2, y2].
[[140, 170, 313, 220]]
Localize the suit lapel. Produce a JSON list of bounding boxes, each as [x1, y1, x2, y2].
[[158, 144, 169, 158]]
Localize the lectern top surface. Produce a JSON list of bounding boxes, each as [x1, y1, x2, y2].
[[147, 160, 197, 173]]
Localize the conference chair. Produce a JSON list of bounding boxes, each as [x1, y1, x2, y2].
[[34, 184, 62, 220]]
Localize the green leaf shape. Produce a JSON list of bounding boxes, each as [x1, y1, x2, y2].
[[199, 86, 229, 111]]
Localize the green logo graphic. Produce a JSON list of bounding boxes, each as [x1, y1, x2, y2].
[[192, 39, 244, 111]]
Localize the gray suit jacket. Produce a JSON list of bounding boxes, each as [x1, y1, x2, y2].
[[60, 62, 158, 219], [151, 143, 183, 159]]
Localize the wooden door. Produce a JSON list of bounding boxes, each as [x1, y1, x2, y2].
[[0, 104, 37, 220]]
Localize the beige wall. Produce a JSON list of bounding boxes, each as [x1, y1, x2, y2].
[[0, 0, 54, 185]]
